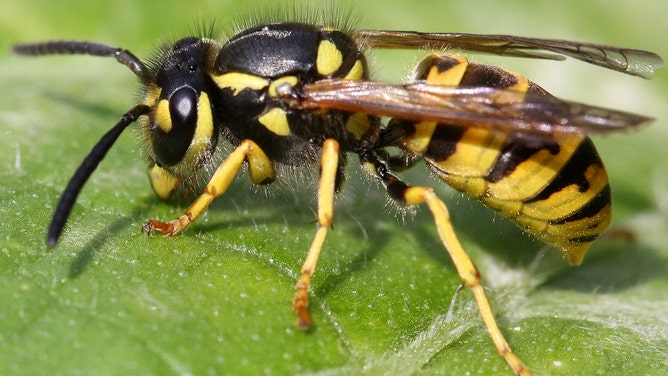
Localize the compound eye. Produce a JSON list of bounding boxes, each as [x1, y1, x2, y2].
[[170, 86, 197, 128], [152, 87, 198, 166]]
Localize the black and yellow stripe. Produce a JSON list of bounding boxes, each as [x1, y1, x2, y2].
[[388, 54, 611, 264]]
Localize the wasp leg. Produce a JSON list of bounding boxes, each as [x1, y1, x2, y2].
[[144, 139, 275, 235], [292, 139, 340, 329], [365, 154, 531, 376]]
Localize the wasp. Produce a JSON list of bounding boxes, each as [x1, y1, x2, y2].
[[13, 17, 662, 375]]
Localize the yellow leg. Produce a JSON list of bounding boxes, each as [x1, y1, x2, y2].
[[292, 138, 340, 329], [404, 186, 531, 376], [143, 139, 274, 235]]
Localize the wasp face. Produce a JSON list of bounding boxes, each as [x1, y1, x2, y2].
[[143, 38, 220, 174], [139, 37, 225, 199]]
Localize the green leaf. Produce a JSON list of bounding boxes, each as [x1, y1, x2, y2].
[[2, 1, 667, 375]]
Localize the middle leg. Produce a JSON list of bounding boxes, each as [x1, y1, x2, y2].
[[292, 138, 340, 329]]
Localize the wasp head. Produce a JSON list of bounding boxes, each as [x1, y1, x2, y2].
[[141, 37, 222, 186]]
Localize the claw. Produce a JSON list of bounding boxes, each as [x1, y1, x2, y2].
[[143, 215, 189, 236], [292, 283, 312, 330]]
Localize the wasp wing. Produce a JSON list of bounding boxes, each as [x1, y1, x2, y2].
[[294, 80, 653, 136], [357, 30, 663, 79]]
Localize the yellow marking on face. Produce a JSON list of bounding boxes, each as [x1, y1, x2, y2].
[[345, 113, 371, 139], [192, 92, 214, 147], [405, 121, 437, 153], [426, 55, 468, 85], [143, 85, 162, 107], [268, 76, 299, 97], [316, 40, 343, 76], [155, 99, 172, 133], [213, 72, 268, 95], [174, 91, 216, 168], [344, 60, 365, 80], [148, 163, 180, 200], [258, 108, 290, 136]]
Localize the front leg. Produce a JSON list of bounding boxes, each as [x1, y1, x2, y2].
[[144, 139, 275, 235]]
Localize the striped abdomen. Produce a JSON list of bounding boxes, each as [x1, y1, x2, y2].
[[386, 55, 611, 264]]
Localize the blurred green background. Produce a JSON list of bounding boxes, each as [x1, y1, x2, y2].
[[1, 1, 667, 375]]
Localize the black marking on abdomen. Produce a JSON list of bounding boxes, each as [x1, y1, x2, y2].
[[425, 124, 467, 162], [549, 183, 611, 225], [525, 137, 601, 204], [486, 134, 561, 183]]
